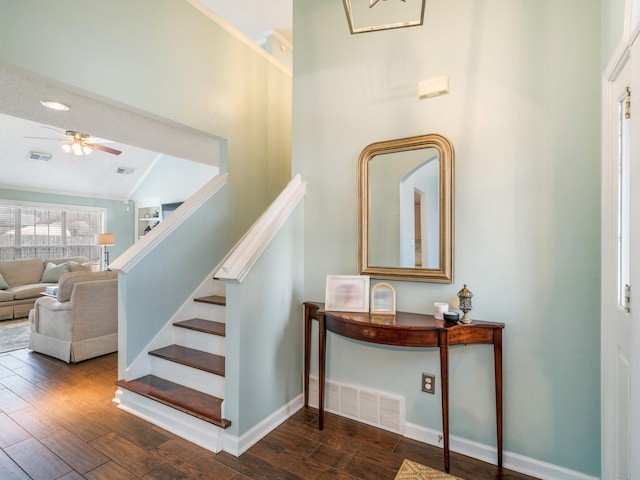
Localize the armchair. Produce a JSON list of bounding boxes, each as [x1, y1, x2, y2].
[[28, 270, 118, 363]]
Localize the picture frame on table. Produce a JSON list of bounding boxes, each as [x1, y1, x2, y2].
[[370, 282, 396, 315], [325, 275, 370, 313]]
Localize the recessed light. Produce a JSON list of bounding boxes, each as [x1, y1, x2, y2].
[[40, 100, 70, 111]]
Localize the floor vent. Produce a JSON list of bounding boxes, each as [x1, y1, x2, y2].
[[307, 375, 404, 434], [28, 151, 52, 161]]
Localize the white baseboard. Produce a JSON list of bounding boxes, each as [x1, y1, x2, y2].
[[223, 394, 304, 456], [306, 374, 596, 480], [404, 421, 598, 480]]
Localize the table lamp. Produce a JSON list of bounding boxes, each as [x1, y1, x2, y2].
[[95, 233, 115, 270]]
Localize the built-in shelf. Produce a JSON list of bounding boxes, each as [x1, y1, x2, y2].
[[134, 198, 162, 240]]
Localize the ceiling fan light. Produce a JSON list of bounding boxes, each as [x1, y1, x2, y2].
[[62, 143, 72, 153], [71, 142, 83, 156], [82, 145, 92, 155]]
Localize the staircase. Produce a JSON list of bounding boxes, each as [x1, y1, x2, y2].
[[116, 292, 231, 433]]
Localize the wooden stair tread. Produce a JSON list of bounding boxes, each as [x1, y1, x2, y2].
[[174, 318, 225, 336], [149, 345, 225, 376], [194, 295, 226, 306], [116, 375, 231, 428]]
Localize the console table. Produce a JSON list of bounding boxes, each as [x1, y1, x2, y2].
[[303, 301, 504, 473]]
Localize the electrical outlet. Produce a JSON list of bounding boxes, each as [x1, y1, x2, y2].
[[422, 373, 436, 394]]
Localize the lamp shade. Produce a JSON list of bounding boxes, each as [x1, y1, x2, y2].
[[95, 233, 115, 246]]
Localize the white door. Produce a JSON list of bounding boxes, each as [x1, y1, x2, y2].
[[603, 40, 640, 480], [628, 38, 640, 479]]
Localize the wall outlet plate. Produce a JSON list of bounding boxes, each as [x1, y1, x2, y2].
[[422, 373, 436, 394]]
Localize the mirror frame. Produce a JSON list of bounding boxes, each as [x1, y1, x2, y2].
[[358, 133, 454, 282]]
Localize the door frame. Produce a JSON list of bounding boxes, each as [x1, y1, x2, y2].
[[602, 15, 640, 478]]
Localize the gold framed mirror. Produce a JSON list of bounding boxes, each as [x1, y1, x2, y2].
[[358, 133, 454, 282]]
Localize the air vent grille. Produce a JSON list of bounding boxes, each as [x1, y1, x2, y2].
[[116, 167, 135, 175], [308, 375, 405, 434], [28, 151, 52, 161]]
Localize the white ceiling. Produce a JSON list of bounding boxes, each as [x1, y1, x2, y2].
[[0, 112, 162, 201]]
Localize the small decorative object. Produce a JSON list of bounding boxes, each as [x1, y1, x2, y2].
[[370, 282, 396, 315], [443, 311, 460, 324], [153, 208, 160, 218], [457, 284, 473, 324], [325, 275, 370, 312], [144, 213, 150, 218], [433, 302, 449, 320]]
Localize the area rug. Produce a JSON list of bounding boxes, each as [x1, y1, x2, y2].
[[0, 318, 30, 353], [394, 459, 464, 480]]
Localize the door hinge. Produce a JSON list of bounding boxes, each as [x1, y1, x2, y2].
[[625, 283, 631, 313], [625, 87, 631, 119]]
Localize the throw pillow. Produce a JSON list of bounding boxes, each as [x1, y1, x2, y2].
[[41, 262, 70, 283], [69, 261, 92, 272], [0, 272, 8, 290]]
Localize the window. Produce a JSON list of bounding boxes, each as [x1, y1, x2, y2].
[[618, 88, 631, 310], [0, 201, 106, 263]]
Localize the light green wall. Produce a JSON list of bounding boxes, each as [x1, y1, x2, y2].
[[120, 186, 232, 364], [0, 187, 134, 260], [601, 0, 626, 69], [225, 201, 304, 435], [0, 0, 292, 366], [294, 0, 600, 476], [0, 0, 292, 240]]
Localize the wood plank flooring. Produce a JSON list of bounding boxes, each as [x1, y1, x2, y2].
[[0, 349, 539, 480]]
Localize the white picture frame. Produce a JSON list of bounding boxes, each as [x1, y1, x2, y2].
[[325, 275, 370, 312]]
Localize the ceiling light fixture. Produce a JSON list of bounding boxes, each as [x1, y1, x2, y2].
[[343, 0, 426, 34], [39, 100, 70, 111], [62, 131, 93, 157]]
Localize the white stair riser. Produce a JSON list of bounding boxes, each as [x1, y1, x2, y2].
[[116, 389, 225, 454], [150, 357, 225, 398], [185, 302, 226, 323], [210, 280, 227, 297], [174, 329, 226, 356]]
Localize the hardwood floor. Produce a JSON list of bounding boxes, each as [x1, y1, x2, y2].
[[0, 349, 539, 480]]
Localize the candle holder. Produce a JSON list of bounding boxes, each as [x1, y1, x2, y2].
[[457, 284, 473, 324]]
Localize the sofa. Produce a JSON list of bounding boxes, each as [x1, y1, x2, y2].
[[28, 270, 118, 363], [0, 257, 92, 320]]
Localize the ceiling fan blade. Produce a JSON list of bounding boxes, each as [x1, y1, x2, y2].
[[23, 136, 66, 141], [87, 143, 122, 155], [42, 126, 70, 138]]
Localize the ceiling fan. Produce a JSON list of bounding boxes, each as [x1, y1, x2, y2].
[[25, 128, 122, 157]]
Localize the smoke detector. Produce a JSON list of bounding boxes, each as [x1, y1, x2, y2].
[[28, 151, 53, 161], [116, 166, 135, 175]]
